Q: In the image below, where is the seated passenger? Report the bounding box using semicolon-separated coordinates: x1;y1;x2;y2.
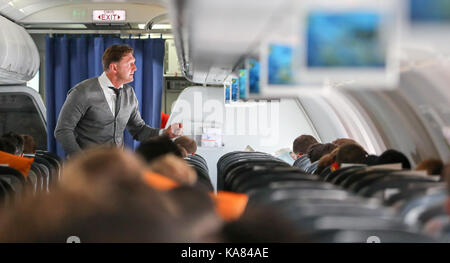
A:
0;137;35;177
0;138;16;155
136;136;197;185
307;143;337;163
1;132;24;156
292;135;318;159
375;149;411;169
60;146;147;197
332;138;360;147
136;135;183;163
0;174;189;242
316;152;337;175
174;136;197;155
365;154;379;166
168;186;223;242
21;134;36;154
335;143;368;166
147;154;197;186
177;145;188;158
416;159;444;176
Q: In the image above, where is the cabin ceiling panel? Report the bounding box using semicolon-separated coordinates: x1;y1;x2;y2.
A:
0;0;167;22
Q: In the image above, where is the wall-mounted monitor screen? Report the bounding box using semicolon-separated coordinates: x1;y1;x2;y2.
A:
224;84;231;104
297;0;399;88
239;69;248;99
247;58;260;94
307;12;386;68
231;78;239;101
268;43;296;85
410;0;450;23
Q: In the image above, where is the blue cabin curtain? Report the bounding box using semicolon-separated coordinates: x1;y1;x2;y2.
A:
45;35;165;157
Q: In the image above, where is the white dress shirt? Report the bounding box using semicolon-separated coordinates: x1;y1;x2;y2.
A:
97;72;164;135
98;72;122;116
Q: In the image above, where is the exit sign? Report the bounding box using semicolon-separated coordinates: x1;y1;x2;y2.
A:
93;10;126;22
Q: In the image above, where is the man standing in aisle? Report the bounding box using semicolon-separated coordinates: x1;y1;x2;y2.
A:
55;44;182;156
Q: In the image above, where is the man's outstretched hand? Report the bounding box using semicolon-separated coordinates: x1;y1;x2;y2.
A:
164;123;183;138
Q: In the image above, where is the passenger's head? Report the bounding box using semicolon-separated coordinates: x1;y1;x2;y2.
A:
376;149;411;169
174;136;197;155
332;138;359;147
167;186;223;242
21;134;36;154
1;132;24;155
0;180;183;242
60;146;146;197
365;154;379;166
177;145;188;158
148;154;197;186
0;138;16;155
307;143;338;163
416;159;444;176
293;135;318;156
335;144;368;165
136;135;182;163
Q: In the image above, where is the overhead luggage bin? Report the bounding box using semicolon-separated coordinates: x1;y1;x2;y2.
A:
0;15;39;85
167;0;291;84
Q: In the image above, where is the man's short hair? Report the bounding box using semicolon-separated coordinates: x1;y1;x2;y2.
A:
136;136;182;163
174;136;197;155
332;138;359;147
336;143;368;165
293;135;318;155
376;149;411;169
102;44;134;71
307;143;338;163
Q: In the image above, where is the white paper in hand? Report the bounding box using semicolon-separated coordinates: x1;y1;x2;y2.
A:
172;123;183;136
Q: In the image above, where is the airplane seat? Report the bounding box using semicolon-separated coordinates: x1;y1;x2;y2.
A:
33;157;54;190
230;168;317;194
358;175;439;198
217;151;286;191
184;156;214;192
0;166;26;205
0;178;13;206
338;169;398;188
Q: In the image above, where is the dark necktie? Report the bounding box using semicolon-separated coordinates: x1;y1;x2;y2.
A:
108;86;121;116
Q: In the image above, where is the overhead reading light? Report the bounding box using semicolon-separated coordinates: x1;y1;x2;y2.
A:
138;24;146;29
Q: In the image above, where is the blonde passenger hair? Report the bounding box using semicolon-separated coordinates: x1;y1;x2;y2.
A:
60;146;147;198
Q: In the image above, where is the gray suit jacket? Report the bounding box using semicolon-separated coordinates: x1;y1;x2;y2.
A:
54;77;160;155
